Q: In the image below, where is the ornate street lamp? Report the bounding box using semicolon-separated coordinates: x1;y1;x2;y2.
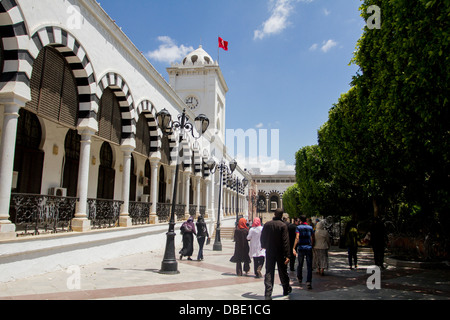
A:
157;108;209;274
206;159;236;251
229;176;248;225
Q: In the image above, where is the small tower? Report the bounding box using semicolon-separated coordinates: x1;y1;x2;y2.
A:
167;46;229;144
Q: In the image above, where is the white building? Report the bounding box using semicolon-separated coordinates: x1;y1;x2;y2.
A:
0;0;250;240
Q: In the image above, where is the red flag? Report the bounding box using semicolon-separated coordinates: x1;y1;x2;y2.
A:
218;37;229;51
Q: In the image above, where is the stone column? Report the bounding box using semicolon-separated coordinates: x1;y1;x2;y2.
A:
72;128;96;232
119;146;133;227
184;169;191;219
149;159;160;224
0;103;21;239
195;175;201;218
205;177;211;219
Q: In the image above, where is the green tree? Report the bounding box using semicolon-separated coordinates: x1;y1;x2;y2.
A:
283;184;301;219
352;0;449;227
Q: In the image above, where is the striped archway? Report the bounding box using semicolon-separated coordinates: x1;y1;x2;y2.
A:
0;0;32;99
97;72;135;144
29;26;97;129
135;100;160;157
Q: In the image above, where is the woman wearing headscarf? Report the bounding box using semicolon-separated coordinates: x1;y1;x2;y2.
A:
230;218;251;276
179;216;196;261
247;217;265;278
313;221;331;276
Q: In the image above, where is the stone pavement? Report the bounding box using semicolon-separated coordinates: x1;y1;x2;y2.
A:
0;234;449;303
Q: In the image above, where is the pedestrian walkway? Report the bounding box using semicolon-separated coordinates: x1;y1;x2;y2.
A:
0;234;449;302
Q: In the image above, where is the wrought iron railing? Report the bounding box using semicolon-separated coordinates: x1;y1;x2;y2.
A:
9;193;77;236
87;198;123;229
199;206;206;217
175;204;186;221
189;205;197;217
129;201;152;225
156;203;171;223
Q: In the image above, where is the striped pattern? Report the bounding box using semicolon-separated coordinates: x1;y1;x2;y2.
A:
29;26;97;126
0;3;196;164
136;100;160;155
0;0;32;96
97;72;135;142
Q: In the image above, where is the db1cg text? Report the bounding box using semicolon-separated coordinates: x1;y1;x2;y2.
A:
224;305;271;315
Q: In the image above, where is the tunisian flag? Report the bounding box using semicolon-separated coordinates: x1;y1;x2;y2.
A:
218;37;229;51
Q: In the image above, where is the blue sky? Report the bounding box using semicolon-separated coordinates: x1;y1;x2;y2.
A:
99;0;366;171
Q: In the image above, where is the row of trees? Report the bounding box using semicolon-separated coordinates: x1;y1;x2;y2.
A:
284;0;449;240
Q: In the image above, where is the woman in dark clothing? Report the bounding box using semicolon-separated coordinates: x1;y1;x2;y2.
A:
230;218;251;276
179;216;196;260
196;216;210;261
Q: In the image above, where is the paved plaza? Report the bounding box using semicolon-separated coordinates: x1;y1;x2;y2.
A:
0;232;449;303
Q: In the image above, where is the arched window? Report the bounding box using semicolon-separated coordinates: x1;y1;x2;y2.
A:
158;166;166;204
161;135;171;165
97;88;122;145
14;109;44;194
97;142;115;199
135;113;151;157
143;160;151;196
63;129;81;197
129;155;136;201
26;46;78;127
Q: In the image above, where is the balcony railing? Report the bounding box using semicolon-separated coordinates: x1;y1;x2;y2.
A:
199;206;206;217
129;201;152;225
8;194;205;237
9;193;77;236
87;198;123;229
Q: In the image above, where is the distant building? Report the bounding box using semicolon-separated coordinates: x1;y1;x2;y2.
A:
248;169;296;222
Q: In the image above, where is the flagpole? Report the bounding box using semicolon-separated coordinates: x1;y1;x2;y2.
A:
218;36;220;65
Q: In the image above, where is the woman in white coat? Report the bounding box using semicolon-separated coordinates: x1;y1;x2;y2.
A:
247;217;265;278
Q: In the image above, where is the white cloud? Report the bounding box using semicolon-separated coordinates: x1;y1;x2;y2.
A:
309;43;318;51
255;123;264;128
146;36;194;63
254;0;296;40
321;39;337;53
323;8;331;16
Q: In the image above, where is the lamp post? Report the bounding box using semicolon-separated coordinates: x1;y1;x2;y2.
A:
229;176;248;225
206;159;236;251
157;108;209;274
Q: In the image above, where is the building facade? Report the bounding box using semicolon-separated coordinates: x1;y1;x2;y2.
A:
0;0;249;240
248;169;296;222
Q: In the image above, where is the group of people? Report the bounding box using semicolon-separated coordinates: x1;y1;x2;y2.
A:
179;216;210;261
229;209;333;300
179;210;386;301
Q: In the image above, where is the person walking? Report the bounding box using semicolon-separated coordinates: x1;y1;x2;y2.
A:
369;216;387;269
247;217;265;278
261;209;292;300
196;216;210;261
179;216;196;261
345;219;359;270
313;221;331;276
230;218;251;276
287;218;299;271
293;215;314;289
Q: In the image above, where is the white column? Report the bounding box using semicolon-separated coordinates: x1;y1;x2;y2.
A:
149;159;160;224
72;128;95;232
184;169;191;219
119;146;133;227
195;175;201;218
205;177;211;219
0;103;20;239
